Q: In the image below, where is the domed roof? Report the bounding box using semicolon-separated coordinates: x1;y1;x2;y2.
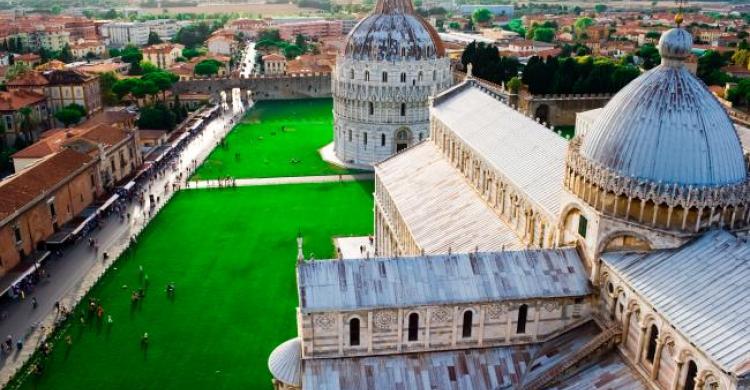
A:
344;0;445;61
580;27;747;187
268;338;301;386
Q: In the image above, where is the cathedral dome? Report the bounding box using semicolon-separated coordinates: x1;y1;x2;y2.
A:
343;0;445;61
580;27;746;187
268;338;301;387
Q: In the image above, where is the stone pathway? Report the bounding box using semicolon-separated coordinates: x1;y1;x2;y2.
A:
186;173;374;189
0;107;243;387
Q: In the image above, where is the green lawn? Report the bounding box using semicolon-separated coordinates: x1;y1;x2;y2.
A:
192;99;362;180
12;181;374;390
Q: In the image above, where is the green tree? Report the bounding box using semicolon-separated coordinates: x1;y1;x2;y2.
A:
732;49;750;68
594;4;607;13
698;50;729;85
636;44;661;70
131;79;159;102
283;44;303;59
472;8;493;25
182;47;203;59
194;60;221;76
147;31;163;45
5;63;31;81
142;70;179;100
140;60;159;74
54;108;83;128
59;44;74;63
137;103;176;130
99;71;120;106
51;5;62;15
533;27;555;42
66;103;87;117
120;46;143;64
507;76;521;94
448;21;460;30
574;17;593;34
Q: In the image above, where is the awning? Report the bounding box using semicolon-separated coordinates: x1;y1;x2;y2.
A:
171;132;189;147
0;251;50;296
122;181;135;191
71;209;98;236
46;227;74;245
98;194;120;213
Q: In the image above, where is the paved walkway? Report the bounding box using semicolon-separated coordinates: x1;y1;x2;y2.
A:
186;173;374;189
0;106;243;386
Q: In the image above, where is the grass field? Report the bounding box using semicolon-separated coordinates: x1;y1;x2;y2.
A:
192;99;361;180
12;181;374;390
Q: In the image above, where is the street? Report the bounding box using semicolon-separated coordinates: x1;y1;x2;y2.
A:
0;104;246;385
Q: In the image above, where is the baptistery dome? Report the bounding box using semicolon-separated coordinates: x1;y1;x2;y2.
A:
332;0;451;166
579;27;746;187
344;0;445;61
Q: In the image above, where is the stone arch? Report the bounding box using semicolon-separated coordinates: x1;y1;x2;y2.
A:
699;370;721;390
394;127;412;153
461;307;477;338
347;314;364;347
559;203;587;245
598;230;653;254
535;104;550;124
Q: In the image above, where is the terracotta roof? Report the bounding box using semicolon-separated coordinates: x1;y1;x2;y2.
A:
13;53;40;62
0;90;46;111
142;43;183;54
262;53;286;61
6;71;49;87
13;121;130;159
0;149;94;220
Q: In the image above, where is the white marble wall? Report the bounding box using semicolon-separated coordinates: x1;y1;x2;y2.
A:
299;297;590;359
332;56;451;165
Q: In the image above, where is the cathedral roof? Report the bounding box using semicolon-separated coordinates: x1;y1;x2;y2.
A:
580;27;747;187
343;0;444;61
376;142;524;254
268;338;301;386
297;248;589;313
602;230;750;376
431;80;568;218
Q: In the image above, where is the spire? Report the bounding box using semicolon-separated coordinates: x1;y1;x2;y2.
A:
373;0;415;14
296;229;304;263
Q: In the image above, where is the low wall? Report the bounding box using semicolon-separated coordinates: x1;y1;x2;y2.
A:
171;73;332;101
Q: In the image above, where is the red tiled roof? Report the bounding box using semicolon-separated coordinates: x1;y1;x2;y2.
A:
0;90;45;111
6;71;49;87
0;149;94;220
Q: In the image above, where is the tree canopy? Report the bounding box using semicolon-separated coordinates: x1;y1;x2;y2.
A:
54;107;84;128
147;31;163;45
460;41;520;85
472;8;493;25
522;55;641;95
195;59;223;76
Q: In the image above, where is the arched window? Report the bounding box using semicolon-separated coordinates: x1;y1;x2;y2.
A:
683;360;698;390
400;72;406;83
516;304;528;334
407;313;419;341
365;71;370;81
368;102;374;115
400;103;406;116
382;71;388;82
462;310;473;338
349;318;360;346
381;133;386;146
350;68;354;79
645;324;659;362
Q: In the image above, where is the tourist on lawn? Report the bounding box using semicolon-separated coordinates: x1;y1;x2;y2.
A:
141;332;149;347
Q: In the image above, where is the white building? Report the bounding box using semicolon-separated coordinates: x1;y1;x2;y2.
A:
142;43;184;69
271;22;750;390
100;22;149;47
458;4;514;17
332;0;451;166
143;19;184;41
262;54;286;75
206;31;237;56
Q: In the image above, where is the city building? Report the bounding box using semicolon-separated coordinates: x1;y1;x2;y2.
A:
143;19;184;41
0;149;101;276
28;25;71;52
13;53;41;67
69;39;107;59
43;69;102;118
207;30;238;56
271;22;750;390
227;18;269;39
332;0;452;165
277;20;343;41
100;22;149;47
142;43;184;69
262;54;287;75
0;89;49;144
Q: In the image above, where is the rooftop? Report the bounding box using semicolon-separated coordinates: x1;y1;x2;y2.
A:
376;141;523;254
0;90;46;111
297;247;588;313
431;80;568;218
602;230;750;376
0;149;94;221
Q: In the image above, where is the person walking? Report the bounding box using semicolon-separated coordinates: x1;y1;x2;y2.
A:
31;297;37;309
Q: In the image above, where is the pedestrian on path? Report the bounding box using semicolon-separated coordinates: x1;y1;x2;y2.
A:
31;297;37;309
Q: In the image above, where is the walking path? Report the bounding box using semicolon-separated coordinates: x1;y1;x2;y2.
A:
0;105;243;387
186;173;374;189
